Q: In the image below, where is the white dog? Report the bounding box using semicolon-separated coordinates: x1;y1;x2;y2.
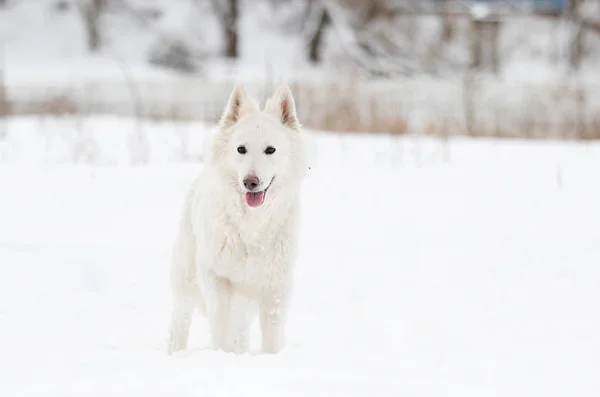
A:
167;83;310;355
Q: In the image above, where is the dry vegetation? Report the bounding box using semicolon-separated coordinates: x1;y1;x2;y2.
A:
288;79;409;135
2;76;600;140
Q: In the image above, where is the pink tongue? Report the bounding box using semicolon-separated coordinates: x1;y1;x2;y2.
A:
245;191;265;207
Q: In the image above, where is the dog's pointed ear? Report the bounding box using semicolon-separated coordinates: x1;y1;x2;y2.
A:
265;85;300;130
219;82;258;129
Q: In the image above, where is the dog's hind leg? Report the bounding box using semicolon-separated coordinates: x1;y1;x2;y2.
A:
167;200;199;354
167;294;195;354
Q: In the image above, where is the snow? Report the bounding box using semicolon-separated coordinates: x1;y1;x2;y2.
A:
1;116;599;396
470;4;491;20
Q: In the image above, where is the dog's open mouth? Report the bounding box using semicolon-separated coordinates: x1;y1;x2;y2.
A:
246;190;266;208
245;178;274;208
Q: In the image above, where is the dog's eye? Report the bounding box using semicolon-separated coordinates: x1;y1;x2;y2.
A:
264;146;276;155
237;146;247;154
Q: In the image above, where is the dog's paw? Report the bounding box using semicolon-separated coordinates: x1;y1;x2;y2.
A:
167;329;188;355
167;339;185;355
261;336;285;354
219;331;249;355
261;345;284;354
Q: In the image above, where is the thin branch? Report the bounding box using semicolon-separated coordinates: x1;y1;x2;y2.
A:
0;43;7;140
323;0;418;76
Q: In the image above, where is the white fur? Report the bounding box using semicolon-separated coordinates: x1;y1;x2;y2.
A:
167;83;310;355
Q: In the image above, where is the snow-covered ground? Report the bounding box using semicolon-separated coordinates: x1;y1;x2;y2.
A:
0;116;599;396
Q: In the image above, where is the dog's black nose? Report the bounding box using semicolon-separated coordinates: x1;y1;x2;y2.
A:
243;175;260;191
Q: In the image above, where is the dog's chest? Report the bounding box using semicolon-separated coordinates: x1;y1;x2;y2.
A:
211;225;293;291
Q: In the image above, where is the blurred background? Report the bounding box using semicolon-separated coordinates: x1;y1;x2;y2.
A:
2;0;600;158
1;3;600;395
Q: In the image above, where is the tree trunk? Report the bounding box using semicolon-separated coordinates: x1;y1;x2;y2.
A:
570;23;584;70
308;8;331;63
0;61;6;139
567;0;584;70
86;11;100;51
224;0;238;58
442;18;453;42
470;19;483;71
79;0;104;52
440;0;454;42
490;21;500;75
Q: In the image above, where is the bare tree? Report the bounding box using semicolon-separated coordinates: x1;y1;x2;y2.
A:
0;39;9;141
304;0;331;63
1;53;6;140
437;0;454;42
323;0;419;76
261;0;331;63
567;0;584;70
308;8;331;62
77;0;106;52
211;0;239;58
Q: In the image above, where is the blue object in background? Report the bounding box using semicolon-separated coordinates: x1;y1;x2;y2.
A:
533;0;566;12
472;0;566;13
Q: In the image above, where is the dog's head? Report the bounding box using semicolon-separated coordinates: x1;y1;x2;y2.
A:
207;82;309;209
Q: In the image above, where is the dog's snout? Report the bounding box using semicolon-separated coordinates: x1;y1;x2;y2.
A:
243;175;260;191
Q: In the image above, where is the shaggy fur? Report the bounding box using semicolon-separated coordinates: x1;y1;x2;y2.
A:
167;83;310;355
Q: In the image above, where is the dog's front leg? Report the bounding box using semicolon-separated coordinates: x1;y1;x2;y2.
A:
197;270;231;351
259;289;290;354
226;291;256;354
